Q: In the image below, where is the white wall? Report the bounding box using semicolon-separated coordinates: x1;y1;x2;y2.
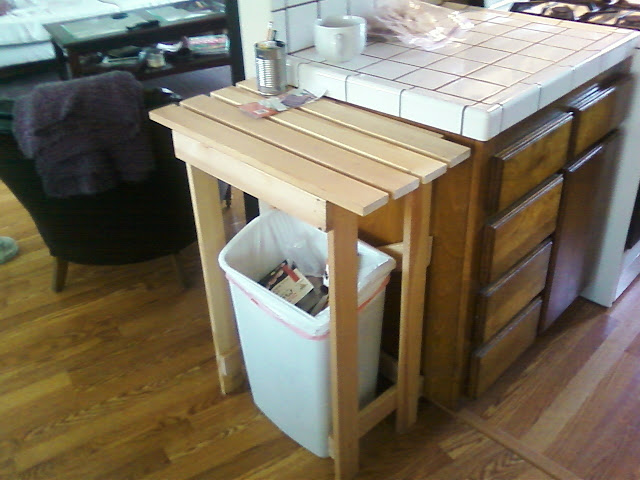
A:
237;0;271;79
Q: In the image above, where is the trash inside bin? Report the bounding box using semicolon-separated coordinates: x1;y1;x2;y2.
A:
218;210;396;457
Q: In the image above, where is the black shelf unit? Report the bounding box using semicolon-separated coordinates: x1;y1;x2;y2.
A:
44;0;245;84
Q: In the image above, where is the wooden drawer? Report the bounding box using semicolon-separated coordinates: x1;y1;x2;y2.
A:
476;239;552;344
540;132;619;332
490;112;572;213
565;76;631;158
469;297;541;397
481;174;563;284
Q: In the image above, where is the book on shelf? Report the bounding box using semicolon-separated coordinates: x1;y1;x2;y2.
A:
186;34;229;55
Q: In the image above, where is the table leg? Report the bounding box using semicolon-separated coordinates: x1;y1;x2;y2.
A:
243;192;260;223
327;204;360;480
51;42;69;80
186;165;245;394
396;183;432;432
65;49;83;79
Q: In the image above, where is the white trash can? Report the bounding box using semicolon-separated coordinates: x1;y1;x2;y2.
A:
218;210;395;457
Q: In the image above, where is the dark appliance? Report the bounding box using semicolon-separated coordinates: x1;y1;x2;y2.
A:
510;0;640;29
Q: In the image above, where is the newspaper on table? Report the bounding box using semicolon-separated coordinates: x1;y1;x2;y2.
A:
239;88;325;119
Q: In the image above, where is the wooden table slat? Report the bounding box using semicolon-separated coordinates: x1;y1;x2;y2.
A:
235;79;471;167
173;132;329;229
180;95;420;200
211;87;448;184
150;105;389;217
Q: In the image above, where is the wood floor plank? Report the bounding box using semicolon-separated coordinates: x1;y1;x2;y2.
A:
13;360;219;472
521;309;640;451
3;177;640;480
463;282;640;480
543;351;640;479
0;372;72;417
467;305;616;436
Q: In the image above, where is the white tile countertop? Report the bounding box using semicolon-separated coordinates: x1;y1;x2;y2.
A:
285;4;640;141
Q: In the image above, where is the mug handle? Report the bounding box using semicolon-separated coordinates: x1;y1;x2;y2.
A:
333;33;345;56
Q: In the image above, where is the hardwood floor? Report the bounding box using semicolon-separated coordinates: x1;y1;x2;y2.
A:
2;174;640;479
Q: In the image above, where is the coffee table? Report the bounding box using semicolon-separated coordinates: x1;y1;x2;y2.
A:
43;0;244;83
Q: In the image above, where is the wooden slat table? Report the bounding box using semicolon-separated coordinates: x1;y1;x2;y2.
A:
150;83;470;480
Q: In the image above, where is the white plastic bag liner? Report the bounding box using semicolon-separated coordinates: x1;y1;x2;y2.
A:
218;209;396;457
219;209;396;337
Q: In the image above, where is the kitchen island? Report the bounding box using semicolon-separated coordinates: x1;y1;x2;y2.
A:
282;4;640;408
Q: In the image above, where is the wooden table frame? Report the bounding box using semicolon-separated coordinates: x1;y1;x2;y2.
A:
150;81;470;479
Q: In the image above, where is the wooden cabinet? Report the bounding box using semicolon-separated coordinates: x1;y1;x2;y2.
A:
360;60;634;408
464;106;572;397
481;175;563;284
539;77;630;331
469;297;541;397
540;138;616;331
488;113;572;213
476;239;552;344
564;77;630;158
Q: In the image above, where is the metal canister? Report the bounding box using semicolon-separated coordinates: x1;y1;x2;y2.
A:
255;40;287;96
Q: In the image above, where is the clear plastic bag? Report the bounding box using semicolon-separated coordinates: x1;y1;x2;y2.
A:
370;0;474;51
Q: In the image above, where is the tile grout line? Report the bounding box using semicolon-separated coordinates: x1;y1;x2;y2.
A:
439;405;585;480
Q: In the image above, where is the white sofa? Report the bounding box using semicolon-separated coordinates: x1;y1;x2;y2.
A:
0;0;182;69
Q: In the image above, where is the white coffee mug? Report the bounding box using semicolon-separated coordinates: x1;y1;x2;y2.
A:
314;15;367;63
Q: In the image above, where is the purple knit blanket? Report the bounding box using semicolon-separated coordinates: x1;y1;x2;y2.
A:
12;71;155;198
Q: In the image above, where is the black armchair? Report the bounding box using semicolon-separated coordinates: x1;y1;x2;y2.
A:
0;80;207;291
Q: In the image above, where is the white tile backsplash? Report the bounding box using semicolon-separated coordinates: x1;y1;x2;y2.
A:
328;54;381;70
558;51;602;88
455;31;494;46
438;77;505;102
271;10;288;51
326;53;380;69
455;45;511;63
357;60;418;80
524;22;567;34
484;15;531;28
502;27;554;43
471;22;517;36
428;57;486;76
349;0;375;17
540;34;595;50
521;64;573;107
363;42;408;59
391;49;446;67
286;55;310;86
401;88;474;135
462;9;505;22
286;2;318;52
479;36;532;54
494;53;553;74
396;68;459;90
318;0;347;18
467;65;529;87
482;82;541;131
298;63;354;101
346;74;405;116
461;103;503;140
277;0;640;140
518;44;573;62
